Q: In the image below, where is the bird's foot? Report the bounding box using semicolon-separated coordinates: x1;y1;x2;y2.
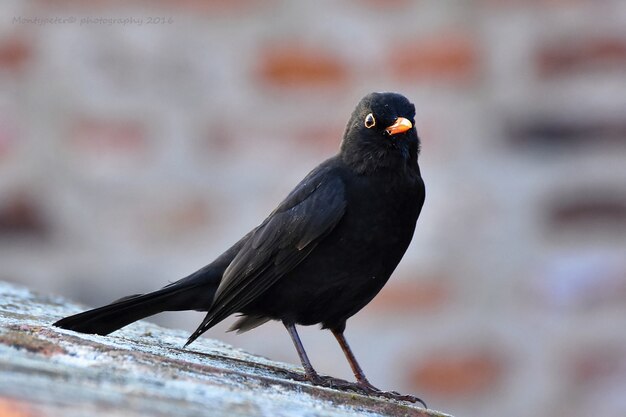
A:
303;374;426;408
306;374;356;390
354;380;427;408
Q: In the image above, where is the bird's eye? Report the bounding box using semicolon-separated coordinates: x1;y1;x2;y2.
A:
364;113;376;129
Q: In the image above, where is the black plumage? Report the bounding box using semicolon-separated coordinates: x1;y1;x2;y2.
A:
54;92;426;406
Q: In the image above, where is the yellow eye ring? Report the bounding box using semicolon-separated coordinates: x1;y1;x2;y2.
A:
364;113;376;128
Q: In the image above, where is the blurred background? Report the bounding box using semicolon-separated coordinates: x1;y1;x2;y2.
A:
1;1;626;417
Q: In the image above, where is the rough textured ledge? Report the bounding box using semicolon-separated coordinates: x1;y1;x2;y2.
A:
0;281;451;417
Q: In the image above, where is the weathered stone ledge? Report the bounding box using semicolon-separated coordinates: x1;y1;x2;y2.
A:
0;281;451;417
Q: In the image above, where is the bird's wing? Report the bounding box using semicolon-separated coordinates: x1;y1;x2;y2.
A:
185;165;347;346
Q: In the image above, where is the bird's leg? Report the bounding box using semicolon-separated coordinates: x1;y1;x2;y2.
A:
283;322;352;388
330;327;376;388
331;328;427;408
284;321;323;383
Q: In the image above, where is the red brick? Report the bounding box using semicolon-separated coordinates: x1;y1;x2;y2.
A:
570;345;626;387
70;119;146;154
506;115;626;149
389;33;479;84
257;46;348;89
537;36;626;77
409;350;504;397
151;198;212;237
0;193;48;237
547;193;626;233
368;279;449;313
0;37;31;73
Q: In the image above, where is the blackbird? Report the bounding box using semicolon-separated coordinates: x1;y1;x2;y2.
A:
54;92;426;406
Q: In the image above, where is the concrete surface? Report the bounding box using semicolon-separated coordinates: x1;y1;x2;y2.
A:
0;281;450;417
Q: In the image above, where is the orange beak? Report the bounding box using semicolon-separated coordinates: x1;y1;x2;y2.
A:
385;117;413;135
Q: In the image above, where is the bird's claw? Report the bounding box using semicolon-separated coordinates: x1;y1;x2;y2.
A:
304;375;427;408
353;381;427;408
369;389;427;408
307;374;355;390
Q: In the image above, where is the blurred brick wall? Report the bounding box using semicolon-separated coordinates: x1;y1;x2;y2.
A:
1;2;626;417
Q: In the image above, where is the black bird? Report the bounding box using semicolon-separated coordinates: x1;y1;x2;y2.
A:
54;92;426;406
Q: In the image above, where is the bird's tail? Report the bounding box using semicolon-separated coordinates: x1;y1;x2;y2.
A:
53;270;220;336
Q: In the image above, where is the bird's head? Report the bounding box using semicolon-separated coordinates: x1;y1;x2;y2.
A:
340;92;420;174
